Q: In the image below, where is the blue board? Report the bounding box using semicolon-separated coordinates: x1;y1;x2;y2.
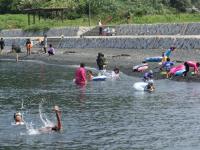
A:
144;57;162;62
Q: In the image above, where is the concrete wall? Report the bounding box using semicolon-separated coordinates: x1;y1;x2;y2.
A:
0;27;91;37
116;23;200;35
4;36;200;50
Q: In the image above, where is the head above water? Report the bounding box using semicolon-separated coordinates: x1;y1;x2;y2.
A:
114;67;120;74
14;112;23;122
149;70;153;74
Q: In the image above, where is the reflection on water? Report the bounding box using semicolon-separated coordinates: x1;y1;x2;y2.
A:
1;59;200;149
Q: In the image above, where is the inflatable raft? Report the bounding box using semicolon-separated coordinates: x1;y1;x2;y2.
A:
133;63;148;72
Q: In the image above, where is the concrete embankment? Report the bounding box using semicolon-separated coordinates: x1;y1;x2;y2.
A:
1;23;200;49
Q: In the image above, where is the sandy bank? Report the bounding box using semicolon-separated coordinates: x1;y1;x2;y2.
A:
1;47;200;82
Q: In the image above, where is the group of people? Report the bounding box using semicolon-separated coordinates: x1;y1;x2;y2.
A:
159;46;199;77
25;35;55;56
141;46;200;92
74;53;120;86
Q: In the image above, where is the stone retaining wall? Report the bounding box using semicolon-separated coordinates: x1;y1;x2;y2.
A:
0;27;91;37
116;23;200;35
4;36;200;50
1;23;200;37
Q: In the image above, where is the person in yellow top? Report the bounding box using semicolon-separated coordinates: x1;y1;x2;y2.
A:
161;52;167;64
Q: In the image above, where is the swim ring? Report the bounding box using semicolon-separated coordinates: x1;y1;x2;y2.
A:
133;82;148;91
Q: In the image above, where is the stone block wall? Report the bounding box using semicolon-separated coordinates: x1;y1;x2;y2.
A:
115;23;200;35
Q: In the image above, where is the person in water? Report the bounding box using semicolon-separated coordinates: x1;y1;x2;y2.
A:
87;70;94;81
145;82;155;92
75;63;87;85
183;61;200;76
143;70;153;82
14;112;24;125
96;53;107;70
112;67;120;79
160;58;174;78
39;105;62;132
164;46;176;58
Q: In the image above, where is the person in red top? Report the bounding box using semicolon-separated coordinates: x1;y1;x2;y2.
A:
184;61;200;76
75;63;87;85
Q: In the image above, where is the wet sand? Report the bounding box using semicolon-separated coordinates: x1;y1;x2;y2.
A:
1;47;200;82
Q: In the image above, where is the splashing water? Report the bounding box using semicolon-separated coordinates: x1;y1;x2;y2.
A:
25;101;54;135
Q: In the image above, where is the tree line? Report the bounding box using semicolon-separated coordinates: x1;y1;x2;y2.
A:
0;0;199;19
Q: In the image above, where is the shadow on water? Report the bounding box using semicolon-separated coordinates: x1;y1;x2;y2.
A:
1;59;200;149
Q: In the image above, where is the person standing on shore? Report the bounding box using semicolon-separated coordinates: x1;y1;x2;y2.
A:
98;20;103;36
75;63;87;86
26;39;32;55
43;34;48;53
0;38;5;54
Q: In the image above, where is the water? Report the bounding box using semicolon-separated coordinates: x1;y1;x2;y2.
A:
1;59;200;149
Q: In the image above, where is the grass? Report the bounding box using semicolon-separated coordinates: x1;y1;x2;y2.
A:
0;13;200;31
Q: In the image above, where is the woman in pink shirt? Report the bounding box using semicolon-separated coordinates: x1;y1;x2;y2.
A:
75;63;87;85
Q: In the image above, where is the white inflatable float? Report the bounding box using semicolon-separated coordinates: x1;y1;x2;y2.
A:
133;82;148;91
133;80;154;91
92;75;107;81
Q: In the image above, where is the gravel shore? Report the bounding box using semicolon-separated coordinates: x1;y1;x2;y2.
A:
1;47;200;82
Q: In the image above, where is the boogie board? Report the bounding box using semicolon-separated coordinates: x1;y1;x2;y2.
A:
144;57;162;62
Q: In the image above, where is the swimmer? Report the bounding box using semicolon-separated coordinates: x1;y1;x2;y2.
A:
38;105;62;132
87;70;94;81
14;112;24;125
145;82;155;92
112;67;120;79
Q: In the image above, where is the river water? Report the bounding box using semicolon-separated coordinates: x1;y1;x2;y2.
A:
1;59;200;150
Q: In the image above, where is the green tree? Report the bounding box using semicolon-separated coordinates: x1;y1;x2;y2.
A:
170;0;191;12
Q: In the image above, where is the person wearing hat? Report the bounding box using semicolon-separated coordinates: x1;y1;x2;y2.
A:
14;112;24;125
143;70;153;82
